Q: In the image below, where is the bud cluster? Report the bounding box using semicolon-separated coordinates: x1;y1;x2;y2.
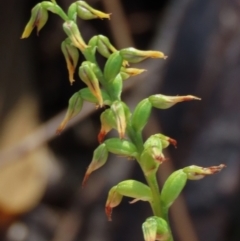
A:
22;2;226;241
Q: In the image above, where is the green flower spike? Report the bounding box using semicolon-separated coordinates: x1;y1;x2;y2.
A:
120;47;167;63
61;38;79;85
183;164;226;180
82;144;108;186
105;180;152;221
98;109;117;143
111;101;126;139
56;91;83;134
104;138;138;159
142;217;170;241
76;1;111;20
21;3;48;38
131;98;152;132
63;20;87;51
148;94;201;109
79;61;103;107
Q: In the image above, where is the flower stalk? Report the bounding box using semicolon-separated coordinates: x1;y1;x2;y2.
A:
22;2;226;241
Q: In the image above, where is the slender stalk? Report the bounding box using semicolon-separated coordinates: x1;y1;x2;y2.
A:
144;172;162;217
127;125;163;217
126;126;144;153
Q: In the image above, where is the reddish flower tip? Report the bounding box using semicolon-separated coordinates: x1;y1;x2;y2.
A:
209;164;226;173
105;206;112;221
98;130;106;143
82;173;90;188
168;138;177;148
56;126;64;135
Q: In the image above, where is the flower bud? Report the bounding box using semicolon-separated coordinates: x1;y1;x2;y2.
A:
153;133;177;149
21;3;48;38
161;170;187;209
79;87;111;106
63;20;87;51
105;186;122;221
142;216;170;241
79;61;103;107
148;94;201;109
120;47;167;63
104;51;123;83
120;67;146;81
111;101;126;139
98;109;117;143
96;35;117;58
61;38;79;85
82;144;108;186
76;1;111;20
183;164;226;180
140;136;165;176
105;180;152;221
56;91;83;134
131;99;152;132
104;138;138;158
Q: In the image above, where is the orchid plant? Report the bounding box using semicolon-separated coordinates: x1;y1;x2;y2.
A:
21;1;225;240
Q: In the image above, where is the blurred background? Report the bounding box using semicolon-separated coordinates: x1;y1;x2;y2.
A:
0;0;240;240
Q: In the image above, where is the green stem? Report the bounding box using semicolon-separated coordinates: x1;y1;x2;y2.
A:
126;126;163;217
126;125;144;153
144;172;162;217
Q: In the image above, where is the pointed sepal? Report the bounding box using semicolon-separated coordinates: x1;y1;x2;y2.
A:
82;144;108;186
104;138;138;158
21;3;48;38
61;38;79;85
120;67;146;81
63;20;87;51
148;94;201;109
79;61;103;107
76;1;111;20
98;109;117;143
105;180;152;221
120;48;167;63
56;91;83;134
183;164;226;180
111;101;126;139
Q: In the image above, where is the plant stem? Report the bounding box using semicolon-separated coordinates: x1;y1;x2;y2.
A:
144;172;162;217
126;126;144;153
